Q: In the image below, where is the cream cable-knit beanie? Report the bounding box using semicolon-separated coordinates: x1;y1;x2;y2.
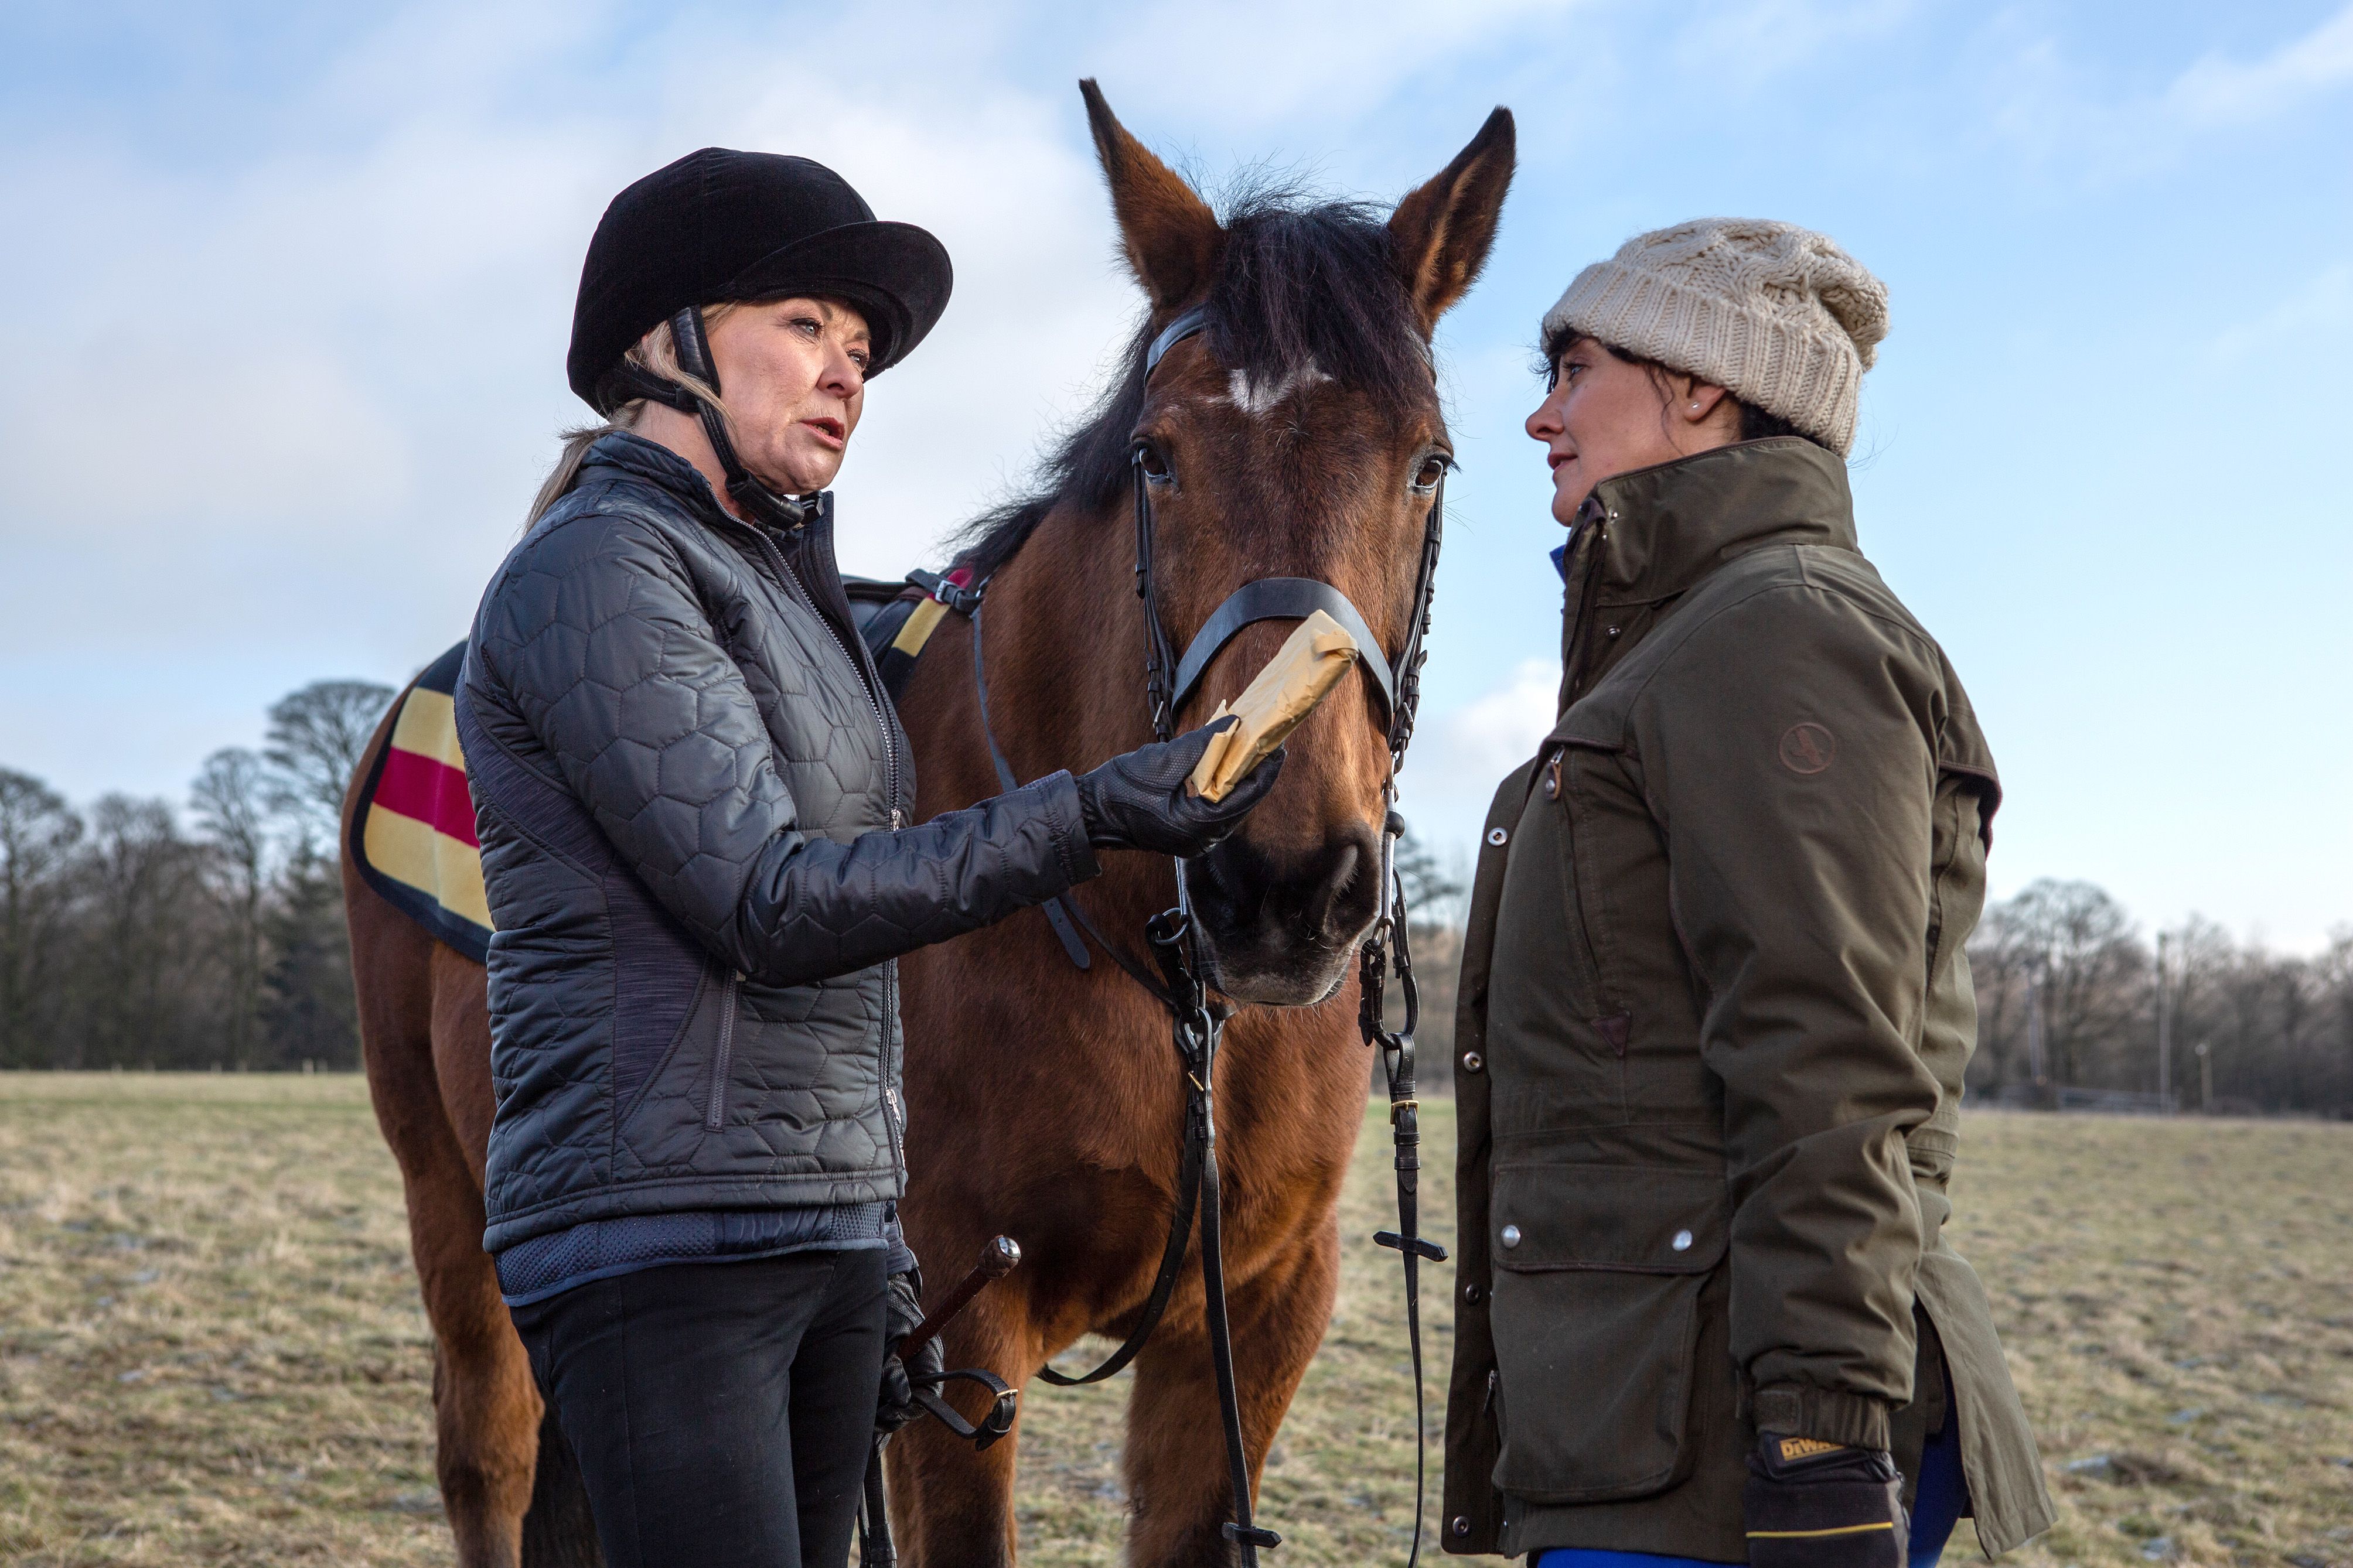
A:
1542;218;1889;456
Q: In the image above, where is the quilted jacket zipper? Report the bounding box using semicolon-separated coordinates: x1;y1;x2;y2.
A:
704;968;743;1132
779;551;906;830
881;962;905;1170
735;517;905;832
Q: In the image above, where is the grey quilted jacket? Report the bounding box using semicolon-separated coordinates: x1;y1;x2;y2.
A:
458;433;1098;1253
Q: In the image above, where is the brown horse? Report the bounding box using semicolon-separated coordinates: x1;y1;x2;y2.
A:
345;83;1510;1568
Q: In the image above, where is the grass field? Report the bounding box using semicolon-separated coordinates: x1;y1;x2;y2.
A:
2;1074;2349;1566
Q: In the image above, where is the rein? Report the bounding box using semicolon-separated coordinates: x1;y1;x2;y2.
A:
939;301;1450;1565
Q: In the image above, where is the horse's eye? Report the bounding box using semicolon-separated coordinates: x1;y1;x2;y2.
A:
1136;445;1172;483
1411;455;1447;493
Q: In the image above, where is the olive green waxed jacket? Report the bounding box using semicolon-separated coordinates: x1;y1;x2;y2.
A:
1440;440;2054;1562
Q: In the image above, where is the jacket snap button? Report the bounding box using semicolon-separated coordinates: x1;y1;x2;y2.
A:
1486;826;1508;846
1464;1282;1483;1304
1671;1229;1694;1252
1451;1516;1472;1538
1460;1051;1484;1074
1500;1224;1522;1248
1607;625;1621;638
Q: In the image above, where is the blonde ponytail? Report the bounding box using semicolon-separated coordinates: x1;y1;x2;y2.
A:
524;304;743;528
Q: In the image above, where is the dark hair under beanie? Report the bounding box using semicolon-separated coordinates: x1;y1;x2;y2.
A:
567;148;952;414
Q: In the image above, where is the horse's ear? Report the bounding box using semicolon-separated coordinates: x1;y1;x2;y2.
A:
1080;78;1223;310
1389;107;1516;334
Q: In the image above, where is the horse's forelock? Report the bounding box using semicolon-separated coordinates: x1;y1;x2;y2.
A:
952;192;1431;583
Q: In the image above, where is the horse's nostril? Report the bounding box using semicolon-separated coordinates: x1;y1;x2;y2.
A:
1302;841;1362;936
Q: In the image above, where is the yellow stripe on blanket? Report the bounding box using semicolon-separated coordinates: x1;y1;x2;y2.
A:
363;805;494;931
390;686;468;771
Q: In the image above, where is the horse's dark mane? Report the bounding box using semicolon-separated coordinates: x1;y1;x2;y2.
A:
952;187;1428;583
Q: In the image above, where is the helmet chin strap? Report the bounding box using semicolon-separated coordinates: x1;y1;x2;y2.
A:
665;305;821;532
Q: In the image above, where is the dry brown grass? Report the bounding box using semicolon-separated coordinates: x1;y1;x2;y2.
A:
2;1076;2348;1566
1945;1112;2353;1568
0;1072;443;1565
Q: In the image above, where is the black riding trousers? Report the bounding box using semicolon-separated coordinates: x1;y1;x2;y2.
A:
512;1248;887;1568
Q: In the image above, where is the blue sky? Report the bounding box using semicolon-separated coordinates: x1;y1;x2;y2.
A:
2;0;2347;948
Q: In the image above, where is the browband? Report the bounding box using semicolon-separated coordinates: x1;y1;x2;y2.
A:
1144;304;1212;378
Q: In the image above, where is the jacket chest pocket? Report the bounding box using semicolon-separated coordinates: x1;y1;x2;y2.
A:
1489;773;1626;1128
1534;746;1619;1016
1487;1160;1727;1504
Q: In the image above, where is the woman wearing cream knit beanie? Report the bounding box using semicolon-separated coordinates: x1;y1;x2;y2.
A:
1542;216;1889;458
1444;218;2054;1568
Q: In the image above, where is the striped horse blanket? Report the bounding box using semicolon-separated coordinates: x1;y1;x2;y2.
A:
347;642;493;963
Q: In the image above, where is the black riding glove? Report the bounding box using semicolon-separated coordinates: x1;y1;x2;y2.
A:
876;1266;942;1436
1075;717;1284;858
1744;1434;1908;1568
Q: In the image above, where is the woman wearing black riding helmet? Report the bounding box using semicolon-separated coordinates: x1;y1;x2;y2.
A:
456;148;1282;1568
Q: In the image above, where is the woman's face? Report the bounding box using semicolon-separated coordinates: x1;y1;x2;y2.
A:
705;297;870;493
1525;337;1732;522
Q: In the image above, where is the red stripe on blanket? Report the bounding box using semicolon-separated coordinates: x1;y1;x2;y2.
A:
374;745;480;849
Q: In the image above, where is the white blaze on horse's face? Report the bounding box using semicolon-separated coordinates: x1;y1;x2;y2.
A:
1225;365;1332;418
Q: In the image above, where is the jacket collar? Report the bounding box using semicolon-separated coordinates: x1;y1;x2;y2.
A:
581;430;738;521
1579;437;1857;606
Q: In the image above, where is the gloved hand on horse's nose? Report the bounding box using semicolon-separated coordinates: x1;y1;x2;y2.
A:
1076;716;1284;858
876;1266;942;1436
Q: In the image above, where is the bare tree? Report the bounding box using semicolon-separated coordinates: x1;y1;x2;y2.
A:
69;795;216;1069
192;747;278;1069
264;679;394;842
1965;899;2035;1092
1994;880;2146;1089
1389;826;1468;1086
0;770;83;1067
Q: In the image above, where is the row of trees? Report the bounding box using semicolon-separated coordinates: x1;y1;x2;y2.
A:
1968;879;2352;1115
0;680;395;1071
1394;852;2348;1117
5;685;2348;1116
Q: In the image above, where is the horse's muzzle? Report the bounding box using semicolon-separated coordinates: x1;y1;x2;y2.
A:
1184;818;1383;1005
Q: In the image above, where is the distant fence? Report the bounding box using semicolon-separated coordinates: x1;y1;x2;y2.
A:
1989;1083;2181;1115
2053;1085;2180;1115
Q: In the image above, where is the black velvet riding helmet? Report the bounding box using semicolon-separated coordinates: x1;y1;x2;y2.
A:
567;148;953;416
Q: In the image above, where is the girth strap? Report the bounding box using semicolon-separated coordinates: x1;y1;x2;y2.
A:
1169;576;1397;723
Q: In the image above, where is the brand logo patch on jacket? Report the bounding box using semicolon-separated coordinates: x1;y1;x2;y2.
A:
1778;722;1837;775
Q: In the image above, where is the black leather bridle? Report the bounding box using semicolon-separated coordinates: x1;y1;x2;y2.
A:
945;301;1451;1567
1131;305;1438;754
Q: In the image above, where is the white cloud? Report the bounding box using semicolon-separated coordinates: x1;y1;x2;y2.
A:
1668;0;1918;91
0;0;1573;807
1979;4;2353;180
2209;262;2353;360
1396;656;1557;855
2166;2;2353;125
0;4;1143;675
1086;0;1580;129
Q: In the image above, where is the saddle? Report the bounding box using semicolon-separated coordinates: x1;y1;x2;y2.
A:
347;641;495;964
